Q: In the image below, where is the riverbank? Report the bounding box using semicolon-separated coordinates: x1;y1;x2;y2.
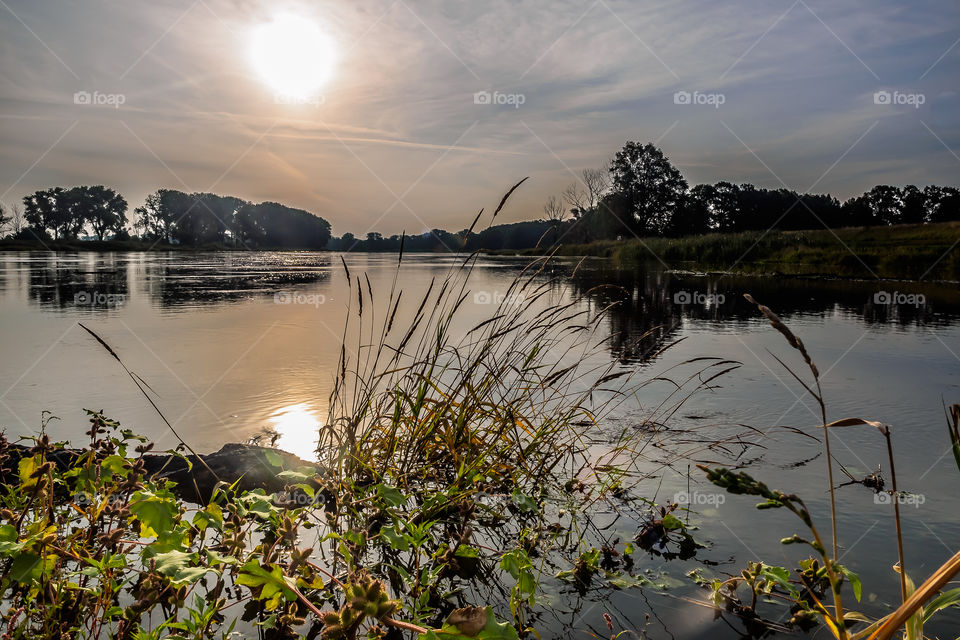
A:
511;221;960;281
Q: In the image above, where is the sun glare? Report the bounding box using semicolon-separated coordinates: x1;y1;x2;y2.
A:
269;402;320;461
250;14;336;98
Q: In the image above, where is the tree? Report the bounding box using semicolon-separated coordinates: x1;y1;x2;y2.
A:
581;168;609;212
862;185;903;225
10;204;25;236
609;142;688;234
235;201;331;249
23;188;73;239
926;186;960;223
68;185;127;240
900;185;926;224
544;195;567;223
667;185;711;236
562;184;587;218
0;203;9;237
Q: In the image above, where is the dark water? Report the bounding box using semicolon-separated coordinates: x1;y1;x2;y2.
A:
1;250;958;638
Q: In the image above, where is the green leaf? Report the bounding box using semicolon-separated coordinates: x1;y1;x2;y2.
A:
510;488;538;513
101;455;130;479
18;455;41;488
129;490;179;538
192;503;223;532
153;550;196;577
263;450;284;468
236;560;296;610
605;571;651;590
9;552;44;584
377;484;406;508
839;565;862;602
922;587;960;623
661;514;684;531
454;545;480;559
380;526;410;551
0;524;23;554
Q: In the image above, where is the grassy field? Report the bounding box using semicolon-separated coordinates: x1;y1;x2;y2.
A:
523;222;960;281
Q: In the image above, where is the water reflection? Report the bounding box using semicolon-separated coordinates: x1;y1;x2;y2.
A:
268;402;321;461
24;254;129;310
5;252;331;311
570;262;960;363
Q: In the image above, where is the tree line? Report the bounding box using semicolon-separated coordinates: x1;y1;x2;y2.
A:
2;187;331;249
329;141;960;252
549;142;960;244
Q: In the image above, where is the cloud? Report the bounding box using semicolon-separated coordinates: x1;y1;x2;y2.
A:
0;0;958;234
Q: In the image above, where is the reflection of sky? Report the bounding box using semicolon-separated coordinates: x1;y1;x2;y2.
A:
1;1;958;236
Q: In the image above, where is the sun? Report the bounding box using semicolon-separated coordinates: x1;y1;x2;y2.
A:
250;14;336;99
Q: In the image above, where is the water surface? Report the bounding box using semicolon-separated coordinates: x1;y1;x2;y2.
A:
1;250;958;638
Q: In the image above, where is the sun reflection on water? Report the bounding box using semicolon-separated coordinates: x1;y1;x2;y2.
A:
269;402;321;462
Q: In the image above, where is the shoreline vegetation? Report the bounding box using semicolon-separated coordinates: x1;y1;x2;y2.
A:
4;220;959;283
2;141;958;282
510;221;960;282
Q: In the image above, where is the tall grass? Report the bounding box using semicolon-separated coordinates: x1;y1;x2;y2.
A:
526;222;960;280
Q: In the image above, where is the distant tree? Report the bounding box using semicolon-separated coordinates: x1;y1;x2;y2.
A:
135;189;184;242
862;185;903;225
609;142;688;234
236;201;330;249
562;184;587;218
667;186;711;236
544;195;567;223
900;185;927;224
68;185;127;240
9;204;24;236
581;168;609;212
23;188;73;239
0;203;9;236
926;185;960;223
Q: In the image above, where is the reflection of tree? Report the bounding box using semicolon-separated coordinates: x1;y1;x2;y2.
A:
25;255;128;309
20;253;332;311
572;264;958;363
140;253;331;308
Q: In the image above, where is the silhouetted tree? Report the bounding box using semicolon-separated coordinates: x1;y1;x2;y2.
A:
68;185;127;240
23;188;74;239
544;194;566;222
610;142;688;234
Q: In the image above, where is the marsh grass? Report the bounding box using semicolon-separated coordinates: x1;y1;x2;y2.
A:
520;222;960;280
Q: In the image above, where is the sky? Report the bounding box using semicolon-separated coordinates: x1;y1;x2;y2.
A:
0;0;958;237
